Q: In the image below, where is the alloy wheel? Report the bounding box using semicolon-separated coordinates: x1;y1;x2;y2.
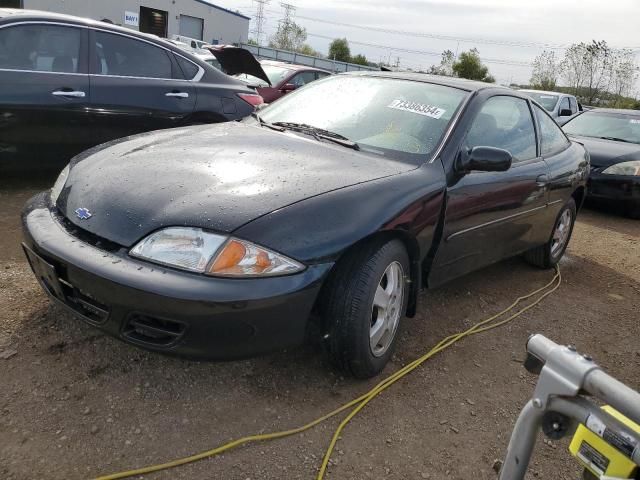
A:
370;261;405;357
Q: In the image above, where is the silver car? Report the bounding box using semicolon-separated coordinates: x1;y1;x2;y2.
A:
519;89;582;120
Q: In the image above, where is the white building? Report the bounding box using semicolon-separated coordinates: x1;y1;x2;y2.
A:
2;0;250;45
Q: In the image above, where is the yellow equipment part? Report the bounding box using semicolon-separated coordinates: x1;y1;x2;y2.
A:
570;406;640;479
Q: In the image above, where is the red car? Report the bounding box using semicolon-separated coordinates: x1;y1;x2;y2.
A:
235;61;332;103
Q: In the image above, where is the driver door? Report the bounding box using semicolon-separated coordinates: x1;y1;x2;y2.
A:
429;95;550;287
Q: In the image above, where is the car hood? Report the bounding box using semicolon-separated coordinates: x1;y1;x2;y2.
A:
58;122;414;248
205;45;271;86
569;135;640;169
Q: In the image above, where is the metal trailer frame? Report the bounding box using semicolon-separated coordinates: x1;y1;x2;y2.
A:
500;334;640;480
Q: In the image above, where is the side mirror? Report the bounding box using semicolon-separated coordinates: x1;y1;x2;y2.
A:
456;146;513;173
280;83;297;92
559;108;573;117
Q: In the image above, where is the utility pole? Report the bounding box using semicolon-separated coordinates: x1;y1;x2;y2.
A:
276;2;296;51
280;2;296;30
394;56;400;68
250;0;269;45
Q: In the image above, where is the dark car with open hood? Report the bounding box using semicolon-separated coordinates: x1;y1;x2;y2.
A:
0;9;263;173
563;108;640;218
23;72;589;378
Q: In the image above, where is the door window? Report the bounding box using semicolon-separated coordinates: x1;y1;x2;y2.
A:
534;104;570;156
291;71;317;88
93;31;172;79
0;24;81;73
465;96;537;161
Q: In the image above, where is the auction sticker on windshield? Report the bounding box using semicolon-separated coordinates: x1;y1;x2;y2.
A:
387;99;446;119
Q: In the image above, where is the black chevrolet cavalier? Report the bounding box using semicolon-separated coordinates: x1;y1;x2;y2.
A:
23;73;589;378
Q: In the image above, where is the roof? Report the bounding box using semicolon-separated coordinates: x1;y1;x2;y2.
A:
0;9;205;56
191;0;251;20
345;71;511;92
518;89;570;96
0;2;250;22
581;108;640;115
259;60;331;73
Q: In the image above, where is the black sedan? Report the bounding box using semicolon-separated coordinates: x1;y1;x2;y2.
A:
22;73;589;378
563;109;640;218
0;9;263;173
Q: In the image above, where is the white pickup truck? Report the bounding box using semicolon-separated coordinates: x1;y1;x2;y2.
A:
519;89;583;122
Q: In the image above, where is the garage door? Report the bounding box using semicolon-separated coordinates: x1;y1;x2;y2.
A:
179;15;204;41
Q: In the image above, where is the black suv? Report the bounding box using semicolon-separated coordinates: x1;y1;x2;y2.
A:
0;9;263;172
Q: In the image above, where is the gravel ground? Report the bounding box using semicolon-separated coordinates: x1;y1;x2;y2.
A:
1;179;638;480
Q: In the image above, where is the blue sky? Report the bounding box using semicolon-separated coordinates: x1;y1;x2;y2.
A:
212;0;640;88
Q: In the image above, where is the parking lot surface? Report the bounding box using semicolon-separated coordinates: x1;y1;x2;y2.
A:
1;179;638;480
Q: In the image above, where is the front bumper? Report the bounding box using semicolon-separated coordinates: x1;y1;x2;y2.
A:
22;193;332;359
587;171;640;211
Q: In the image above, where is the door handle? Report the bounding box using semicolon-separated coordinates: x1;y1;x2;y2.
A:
536;174;549;187
165;92;189;98
52;90;86;98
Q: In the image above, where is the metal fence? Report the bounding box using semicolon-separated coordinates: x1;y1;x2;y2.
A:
238;43;379;73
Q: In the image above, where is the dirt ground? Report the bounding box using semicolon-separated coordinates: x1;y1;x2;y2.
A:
1;177;638;480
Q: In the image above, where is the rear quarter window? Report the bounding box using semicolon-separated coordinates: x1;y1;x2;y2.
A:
534;104;570;156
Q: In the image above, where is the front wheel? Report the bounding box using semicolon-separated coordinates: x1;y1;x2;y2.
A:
524;198;577;269
323;239;410;379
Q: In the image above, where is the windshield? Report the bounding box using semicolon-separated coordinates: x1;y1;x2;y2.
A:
258;75;469;163
522;92;559;112
235;64;291;87
563;111;640;144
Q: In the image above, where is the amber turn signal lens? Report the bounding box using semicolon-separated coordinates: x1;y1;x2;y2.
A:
209;240;246;272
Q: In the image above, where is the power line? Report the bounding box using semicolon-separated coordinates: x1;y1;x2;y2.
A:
306;32;533;67
298;15;569;50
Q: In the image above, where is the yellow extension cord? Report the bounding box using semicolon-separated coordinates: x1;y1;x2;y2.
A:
94;266;562;480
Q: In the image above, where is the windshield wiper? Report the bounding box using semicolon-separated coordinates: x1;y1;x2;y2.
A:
598;136;634;143
251;112;285;132
271;122;360;150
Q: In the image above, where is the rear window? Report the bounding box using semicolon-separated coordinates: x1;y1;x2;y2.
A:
522;92;559;112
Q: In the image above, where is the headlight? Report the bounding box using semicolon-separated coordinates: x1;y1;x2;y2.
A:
130;227;304;277
130;227;227;272
602;160;640;176
50;164;70;205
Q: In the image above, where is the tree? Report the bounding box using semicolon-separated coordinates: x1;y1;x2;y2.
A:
530;50;562;90
269;21;307;52
328;38;350;62
428;50;455;76
452;48;494;83
351;53;368;66
297;44;321;57
609;49;638;106
247;38;259;46
561;40;613;104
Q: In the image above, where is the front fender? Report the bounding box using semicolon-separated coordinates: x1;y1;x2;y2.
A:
233;162;447;266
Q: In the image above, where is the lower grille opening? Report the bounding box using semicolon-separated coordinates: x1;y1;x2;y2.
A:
123;314;186;347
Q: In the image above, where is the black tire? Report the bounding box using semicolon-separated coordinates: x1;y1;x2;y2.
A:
524;198;577;269
322;239;410;379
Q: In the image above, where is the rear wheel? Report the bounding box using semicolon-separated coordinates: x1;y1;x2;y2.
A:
323;239;409;379
524;198;576;268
